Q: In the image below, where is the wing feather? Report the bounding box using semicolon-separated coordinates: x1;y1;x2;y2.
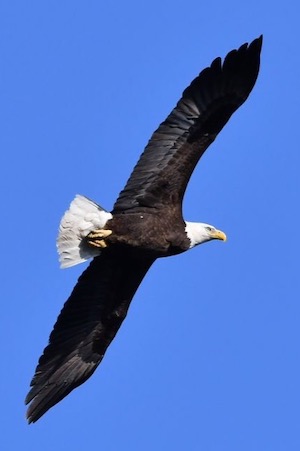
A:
113;36;262;212
25;249;154;423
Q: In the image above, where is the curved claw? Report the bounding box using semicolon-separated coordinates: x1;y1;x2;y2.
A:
86;229;112;248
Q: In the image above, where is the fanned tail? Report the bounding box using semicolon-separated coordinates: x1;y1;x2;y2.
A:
57;195;112;268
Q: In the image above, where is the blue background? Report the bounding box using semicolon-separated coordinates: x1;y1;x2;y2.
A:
1;1;299;450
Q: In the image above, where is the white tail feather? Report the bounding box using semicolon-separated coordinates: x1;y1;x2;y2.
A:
57;195;112;268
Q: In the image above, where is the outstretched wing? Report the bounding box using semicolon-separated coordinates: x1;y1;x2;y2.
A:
25;249;154;423
113;36;262;213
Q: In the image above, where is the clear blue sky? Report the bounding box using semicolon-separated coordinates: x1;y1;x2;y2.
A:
1;1;299;450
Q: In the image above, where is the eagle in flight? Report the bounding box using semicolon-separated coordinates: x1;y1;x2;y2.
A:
26;36;262;423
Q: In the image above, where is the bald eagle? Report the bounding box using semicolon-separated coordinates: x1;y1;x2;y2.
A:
25;36;262;423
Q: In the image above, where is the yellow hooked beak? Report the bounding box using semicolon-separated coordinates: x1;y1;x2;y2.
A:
211;229;227;242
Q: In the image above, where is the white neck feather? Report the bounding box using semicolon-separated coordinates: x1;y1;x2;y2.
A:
185;221;217;248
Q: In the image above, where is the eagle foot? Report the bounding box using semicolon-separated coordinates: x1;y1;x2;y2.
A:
86;229;113;248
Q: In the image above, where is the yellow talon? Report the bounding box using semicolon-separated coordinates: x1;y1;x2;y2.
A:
88;229;112;239
86;229;112;248
87;239;107;248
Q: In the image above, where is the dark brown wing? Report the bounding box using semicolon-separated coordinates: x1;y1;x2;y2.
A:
113;36;262;213
25;248;155;423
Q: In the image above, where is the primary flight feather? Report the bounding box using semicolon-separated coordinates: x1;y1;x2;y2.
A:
26;36;262;423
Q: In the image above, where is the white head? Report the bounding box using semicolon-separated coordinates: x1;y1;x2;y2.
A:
185;221;227;249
